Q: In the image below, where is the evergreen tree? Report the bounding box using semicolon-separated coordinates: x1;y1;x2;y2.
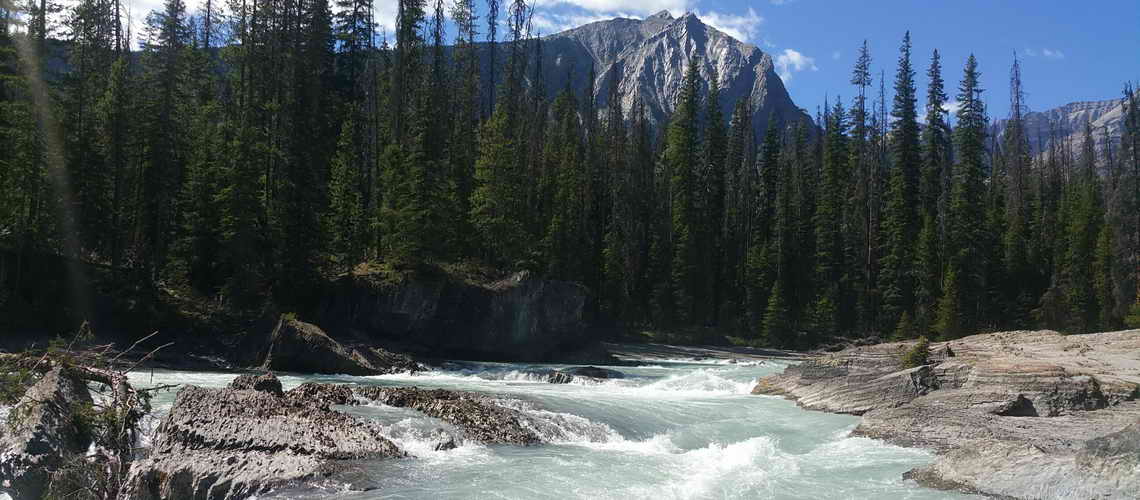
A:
812;98;849;335
139;0;190;283
667;58;702;324
937;55;987;338
703;70;728;324
879;32;920;331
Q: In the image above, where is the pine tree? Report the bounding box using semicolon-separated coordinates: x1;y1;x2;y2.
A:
745;123;781;336
327;117;365;268
722;97;754;325
915;49;950;336
471;106;528;265
812;99;848;336
937;55;986;338
667;58;702;324
703;70;728;324
879;32;920;331
1064;122;1103;332
139;0;190;283
1002;53;1035;322
543;90;588;281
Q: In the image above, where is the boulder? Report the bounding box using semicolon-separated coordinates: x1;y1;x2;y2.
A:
355;386;540;445
546;371;574;384
0;368;93;499
260;316;425;376
433;438;457;451
121;377;402;500
261;316;378;376
561;366;624;380
228;372;284;396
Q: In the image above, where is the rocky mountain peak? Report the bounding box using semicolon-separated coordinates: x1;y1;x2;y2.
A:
537;12;811;137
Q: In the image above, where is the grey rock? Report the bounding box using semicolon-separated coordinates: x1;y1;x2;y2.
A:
561;366;625;380
433;438;457;452
0;368;93;499
228;372;284;396
121;381;402;500
992;94;1135;172
754;329;1140;499
286;382;355;408
260;316;422;376
546;371;574;384
354;386;540;445
541;12;812;139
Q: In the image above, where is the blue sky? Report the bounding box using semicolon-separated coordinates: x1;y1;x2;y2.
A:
135;0;1138;116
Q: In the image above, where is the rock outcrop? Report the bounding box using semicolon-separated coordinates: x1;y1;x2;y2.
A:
753;329;1140;499
0;368;93;499
354;386;541;445
260;316;423;375
320;270;605;363
122;376;403;499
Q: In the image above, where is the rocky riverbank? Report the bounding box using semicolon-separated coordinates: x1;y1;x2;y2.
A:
1;351;566;500
752;329;1140;499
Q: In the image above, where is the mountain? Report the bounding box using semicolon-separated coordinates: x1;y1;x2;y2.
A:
530;11;812;137
992;96;1130;161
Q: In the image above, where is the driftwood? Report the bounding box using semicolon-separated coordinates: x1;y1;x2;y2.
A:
1;328;176;498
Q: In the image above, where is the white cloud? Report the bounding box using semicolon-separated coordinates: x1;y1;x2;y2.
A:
831;50;841;60
943;100;963;115
532;11;638;34
1023;47;1065;60
695;7;763;42
775;48;817;83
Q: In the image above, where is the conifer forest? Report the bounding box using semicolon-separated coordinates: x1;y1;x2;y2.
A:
1;0;1139;348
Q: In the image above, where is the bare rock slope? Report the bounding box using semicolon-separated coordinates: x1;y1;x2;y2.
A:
538;11;812;137
753;329;1140;499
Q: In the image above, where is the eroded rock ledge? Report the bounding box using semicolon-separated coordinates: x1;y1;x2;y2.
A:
753;329;1140;499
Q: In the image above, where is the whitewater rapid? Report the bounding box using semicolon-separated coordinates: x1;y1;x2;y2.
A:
121;357;974;499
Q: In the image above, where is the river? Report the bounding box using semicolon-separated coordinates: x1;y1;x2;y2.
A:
121;356;977;499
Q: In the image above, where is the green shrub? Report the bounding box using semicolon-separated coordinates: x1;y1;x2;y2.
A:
1125;303;1140;329
900;336;931;369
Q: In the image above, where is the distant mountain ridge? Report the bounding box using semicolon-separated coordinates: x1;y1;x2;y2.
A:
532;11;812;137
993;96;1131;161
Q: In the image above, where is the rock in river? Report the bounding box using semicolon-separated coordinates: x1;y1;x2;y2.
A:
355;386;541;445
260;316;423;376
122;374;402;500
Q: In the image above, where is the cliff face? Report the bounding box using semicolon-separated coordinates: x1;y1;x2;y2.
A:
531;11;811;136
992;96;1130;163
753;330;1140;499
318;270;593;362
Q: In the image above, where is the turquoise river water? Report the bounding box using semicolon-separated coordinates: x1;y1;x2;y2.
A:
113;357;978;500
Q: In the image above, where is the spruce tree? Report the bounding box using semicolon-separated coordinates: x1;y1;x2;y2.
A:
879;32;920;332
813;98;848;336
667;58;702;324
937;55;986;338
